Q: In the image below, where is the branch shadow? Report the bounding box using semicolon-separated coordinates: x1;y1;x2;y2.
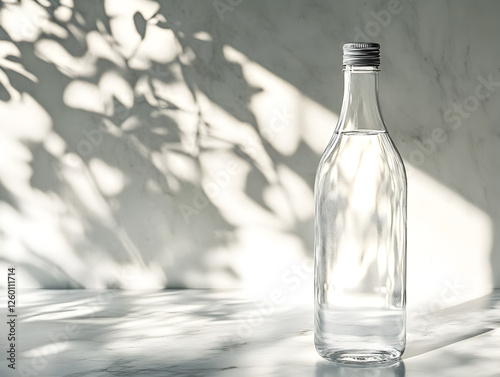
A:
0;0;321;289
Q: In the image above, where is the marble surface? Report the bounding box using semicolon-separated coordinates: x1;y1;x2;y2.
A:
3;289;499;377
0;0;500;301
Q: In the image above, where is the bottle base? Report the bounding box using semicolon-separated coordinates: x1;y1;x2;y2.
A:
317;348;402;364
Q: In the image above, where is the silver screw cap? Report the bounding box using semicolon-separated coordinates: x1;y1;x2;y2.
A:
343;42;380;66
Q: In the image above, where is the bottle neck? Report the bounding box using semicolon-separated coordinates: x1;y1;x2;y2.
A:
337;66;386;133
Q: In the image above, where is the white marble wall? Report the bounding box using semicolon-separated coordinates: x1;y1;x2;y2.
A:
0;0;499;308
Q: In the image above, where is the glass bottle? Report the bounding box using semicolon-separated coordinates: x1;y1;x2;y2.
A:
314;43;407;364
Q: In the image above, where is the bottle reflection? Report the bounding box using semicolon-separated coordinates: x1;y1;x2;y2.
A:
315;359;405;377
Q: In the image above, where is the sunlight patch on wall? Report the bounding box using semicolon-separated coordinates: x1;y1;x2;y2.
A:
104;0;160;19
0;1;51;42
193;31;213;42
35;39;96;77
129;23;181;68
89;158;127;197
113;263;166;289
276;164;314;221
86;31;126;69
406;164;493;311
223;45;338;157
34;31;126;78
100;70;135;111
63;80;106;114
105;0;162;60
162;151;200;185
235;228;307;295
0;93;51;141
63;71;134;115
0;189;87;288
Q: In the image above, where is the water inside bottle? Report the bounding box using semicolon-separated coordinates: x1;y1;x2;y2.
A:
314;130;407;363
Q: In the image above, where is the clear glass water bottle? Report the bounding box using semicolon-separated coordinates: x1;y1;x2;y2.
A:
314;43;407;364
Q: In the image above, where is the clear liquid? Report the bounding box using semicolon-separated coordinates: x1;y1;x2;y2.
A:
315;308;405;363
314;131;407;363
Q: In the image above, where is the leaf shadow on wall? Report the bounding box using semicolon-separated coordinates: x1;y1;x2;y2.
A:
0;0;321;288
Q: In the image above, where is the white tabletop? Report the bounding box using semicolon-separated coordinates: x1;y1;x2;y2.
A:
6;289;500;377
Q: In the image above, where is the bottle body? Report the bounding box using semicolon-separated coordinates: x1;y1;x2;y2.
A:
314;47;407;364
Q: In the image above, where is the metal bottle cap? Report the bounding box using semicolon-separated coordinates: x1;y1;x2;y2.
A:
343;42;380;66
